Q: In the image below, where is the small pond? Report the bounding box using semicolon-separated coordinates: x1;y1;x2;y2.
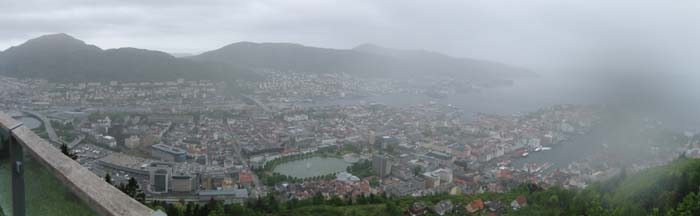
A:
273;157;350;178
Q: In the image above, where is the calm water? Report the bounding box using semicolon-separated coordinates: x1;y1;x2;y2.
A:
512;127;608;170
305;74;700;130
305;75;599;117
17;117;42;129
306;74;700;172
273;157;349;178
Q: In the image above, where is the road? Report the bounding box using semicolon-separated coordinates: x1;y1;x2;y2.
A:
67;135;85;148
23;110;63;145
242;95;271;112
226;123;266;197
22;110;85;148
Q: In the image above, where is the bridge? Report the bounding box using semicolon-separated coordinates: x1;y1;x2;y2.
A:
66;135;86;149
20;111;62;146
19;111;86;148
0;112;162;216
242;95;271;112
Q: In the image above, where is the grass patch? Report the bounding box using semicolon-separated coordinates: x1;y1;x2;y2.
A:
30;128;48;140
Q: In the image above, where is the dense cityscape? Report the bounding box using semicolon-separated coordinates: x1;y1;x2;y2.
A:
4;1;700;215
2;73;698;215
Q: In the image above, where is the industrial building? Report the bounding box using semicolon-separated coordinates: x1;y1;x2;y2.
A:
171;175;195;193
99;153;196;194
149;162;173;193
151;143;187;162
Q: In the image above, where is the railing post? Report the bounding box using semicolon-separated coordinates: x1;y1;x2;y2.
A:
8;123;25;216
0;113;158;216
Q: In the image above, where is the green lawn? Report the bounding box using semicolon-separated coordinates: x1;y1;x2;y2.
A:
0;158;95;216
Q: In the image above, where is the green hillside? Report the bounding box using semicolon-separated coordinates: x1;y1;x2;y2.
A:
151;158;700;216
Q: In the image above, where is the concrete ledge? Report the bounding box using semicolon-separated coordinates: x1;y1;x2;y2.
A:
0;112;156;216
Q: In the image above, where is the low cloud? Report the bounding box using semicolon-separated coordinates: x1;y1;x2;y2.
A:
0;0;699;68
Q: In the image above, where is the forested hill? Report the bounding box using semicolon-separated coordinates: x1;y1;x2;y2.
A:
0;33;532;82
0;33;250;82
149;157;700;216
190;42;533;81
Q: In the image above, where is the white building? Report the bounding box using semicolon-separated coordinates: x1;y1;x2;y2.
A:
284;114;309;122
125;135;140;149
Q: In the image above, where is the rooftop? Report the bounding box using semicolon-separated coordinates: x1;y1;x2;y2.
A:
152;143;186;155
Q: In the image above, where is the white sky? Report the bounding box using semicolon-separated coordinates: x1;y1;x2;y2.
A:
1;0;700;69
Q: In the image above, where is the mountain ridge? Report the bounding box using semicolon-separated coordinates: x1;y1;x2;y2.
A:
0;33;533;82
0;33;244;82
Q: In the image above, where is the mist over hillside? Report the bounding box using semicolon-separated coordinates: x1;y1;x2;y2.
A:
0;33;532;82
0;33;248;82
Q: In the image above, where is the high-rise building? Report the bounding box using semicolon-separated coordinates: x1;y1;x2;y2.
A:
373;135;399;151
372;154;393;177
149;162;173;193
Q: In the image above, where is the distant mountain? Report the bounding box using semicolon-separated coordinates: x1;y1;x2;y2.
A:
191;42;395;76
0;33;245;82
191;42;533;80
0;34;532;82
170;52;196;58
353;43;451;59
352;43;534;79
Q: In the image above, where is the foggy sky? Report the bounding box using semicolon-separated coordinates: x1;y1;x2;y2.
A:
2;0;700;69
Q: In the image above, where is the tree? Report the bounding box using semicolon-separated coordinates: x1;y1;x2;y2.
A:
385;200;401;216
369;193;377;204
286;198;299;210
105;173;112;185
357;195;368;205
185;202;194;216
312;192;325;205
346;196;354;206
165;203;179;216
370;177;380;187
192;204;200;216
118;177;145;203
668;192;700;216
208;204;225;216
60;143;78;160
329;195;343;206
267;193;281;212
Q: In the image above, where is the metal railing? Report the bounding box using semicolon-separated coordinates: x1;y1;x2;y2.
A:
0;112;160;216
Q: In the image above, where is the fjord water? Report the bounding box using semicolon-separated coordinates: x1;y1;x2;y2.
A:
315;72;700;172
